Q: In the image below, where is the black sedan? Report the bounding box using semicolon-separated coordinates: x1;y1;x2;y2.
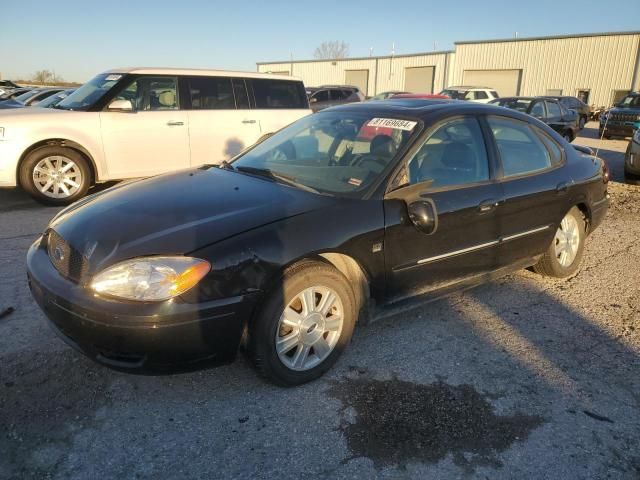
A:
490;97;580;142
542;95;591;129
27;100;609;386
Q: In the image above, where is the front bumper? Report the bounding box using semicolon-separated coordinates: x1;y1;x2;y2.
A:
27;239;260;374
600;122;636;138
625;141;640;175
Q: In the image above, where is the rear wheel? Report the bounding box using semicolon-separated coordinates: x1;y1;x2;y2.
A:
20;146;91;205
247;261;357;386
533;207;586;278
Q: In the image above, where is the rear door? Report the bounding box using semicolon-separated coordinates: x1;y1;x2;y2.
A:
544;100;564;135
185;76;260;164
99;75;190;178
383;115;503;302
485;115;571;267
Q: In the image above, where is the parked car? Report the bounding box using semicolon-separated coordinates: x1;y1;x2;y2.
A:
624;128;640;179
33;88;76;108
0;88;64;109
27;100;609;386
599;92;640;139
0;68;311;204
439;86;499;103
0;87;34;102
369;91;408;101
307;85;364;112
542;96;590;129
0;79;20;96
490;96;579;142
390;93;450;99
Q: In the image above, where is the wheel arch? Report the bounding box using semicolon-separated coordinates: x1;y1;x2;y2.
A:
17;139;98;187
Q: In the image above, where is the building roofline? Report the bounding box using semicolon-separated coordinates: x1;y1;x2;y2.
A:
256;50;455;66
455;30;640;45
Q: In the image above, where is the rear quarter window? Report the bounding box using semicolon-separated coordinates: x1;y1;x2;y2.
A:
252;79;308;109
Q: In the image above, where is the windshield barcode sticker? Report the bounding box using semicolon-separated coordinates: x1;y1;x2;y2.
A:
367;118;417;131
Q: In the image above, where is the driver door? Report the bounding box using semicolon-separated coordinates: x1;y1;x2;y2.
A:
383;115;503;302
99;75;190;179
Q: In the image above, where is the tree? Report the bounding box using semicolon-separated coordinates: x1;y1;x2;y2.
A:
33;70;53;85
313;41;349;60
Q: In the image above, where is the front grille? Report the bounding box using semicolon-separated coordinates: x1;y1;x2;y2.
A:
47;229;89;283
611;113;640;123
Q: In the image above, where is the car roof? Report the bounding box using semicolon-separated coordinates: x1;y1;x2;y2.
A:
103;67;303;82
444;86;492;90
323;98;529;119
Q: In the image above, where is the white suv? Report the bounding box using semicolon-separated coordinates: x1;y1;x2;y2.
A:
0;68;311;204
439;86;499;103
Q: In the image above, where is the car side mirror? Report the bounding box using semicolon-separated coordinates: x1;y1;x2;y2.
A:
407;199;438;234
107;99;134;111
309;97;318;104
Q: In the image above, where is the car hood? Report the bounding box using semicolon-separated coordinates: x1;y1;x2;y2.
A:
48;167;336;273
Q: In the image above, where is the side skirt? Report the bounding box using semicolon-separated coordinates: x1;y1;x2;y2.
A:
368;257;539;324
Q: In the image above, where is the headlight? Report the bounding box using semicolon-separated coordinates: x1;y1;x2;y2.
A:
90;256;211;302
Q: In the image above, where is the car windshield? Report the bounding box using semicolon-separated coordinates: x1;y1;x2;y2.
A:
617;95;640;108
494;98;533;112
13;89;43;104
57;73;124;110
36;90;74;108
231;111;420;197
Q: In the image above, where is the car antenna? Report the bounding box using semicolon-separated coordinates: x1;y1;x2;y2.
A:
594;109;611;160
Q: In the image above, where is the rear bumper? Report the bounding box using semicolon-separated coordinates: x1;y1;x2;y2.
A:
27;239;259;374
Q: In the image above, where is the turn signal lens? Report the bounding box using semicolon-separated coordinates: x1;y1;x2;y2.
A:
90;256;211;302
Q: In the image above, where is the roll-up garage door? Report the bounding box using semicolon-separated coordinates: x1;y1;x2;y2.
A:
404;66;435;93
345;70;369;96
462;69;522;97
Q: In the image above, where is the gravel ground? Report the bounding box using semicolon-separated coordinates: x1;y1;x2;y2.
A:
1;123;639;479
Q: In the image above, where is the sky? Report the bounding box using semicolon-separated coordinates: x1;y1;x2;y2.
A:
1;0;639;82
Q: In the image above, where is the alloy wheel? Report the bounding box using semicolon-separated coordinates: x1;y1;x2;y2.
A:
275;286;344;371
32;156;83;199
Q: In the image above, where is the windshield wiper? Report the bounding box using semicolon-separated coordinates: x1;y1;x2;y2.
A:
235;166;319;193
218;160;235;171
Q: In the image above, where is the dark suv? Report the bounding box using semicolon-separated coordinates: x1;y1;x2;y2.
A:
307;85;364;112
600;92;640;139
543;96;590;129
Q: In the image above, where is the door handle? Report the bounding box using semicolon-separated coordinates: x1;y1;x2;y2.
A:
166;121;184;126
478;199;500;213
242;119;257;124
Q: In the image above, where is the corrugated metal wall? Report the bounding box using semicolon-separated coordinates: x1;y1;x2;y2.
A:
257;33;640;106
450;33;640;106
258;52;452;95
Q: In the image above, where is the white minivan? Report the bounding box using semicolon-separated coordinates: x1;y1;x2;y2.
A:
0;68;311;204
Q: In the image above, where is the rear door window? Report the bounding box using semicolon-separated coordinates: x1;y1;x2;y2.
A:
330;89;348;101
487;116;552;178
474;91;488;100
252;79;307;109
187;76;234;109
545;101;562;120
530;101;545;118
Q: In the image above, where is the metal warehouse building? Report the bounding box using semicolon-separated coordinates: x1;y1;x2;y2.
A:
257;31;640;107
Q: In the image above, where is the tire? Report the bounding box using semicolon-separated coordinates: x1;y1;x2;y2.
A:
579;116;586;130
247;260;357;386
533;207;586;278
19;146;91;206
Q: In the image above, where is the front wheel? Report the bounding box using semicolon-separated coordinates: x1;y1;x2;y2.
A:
19;146;91;205
533;207;586;278
247;261;357;386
